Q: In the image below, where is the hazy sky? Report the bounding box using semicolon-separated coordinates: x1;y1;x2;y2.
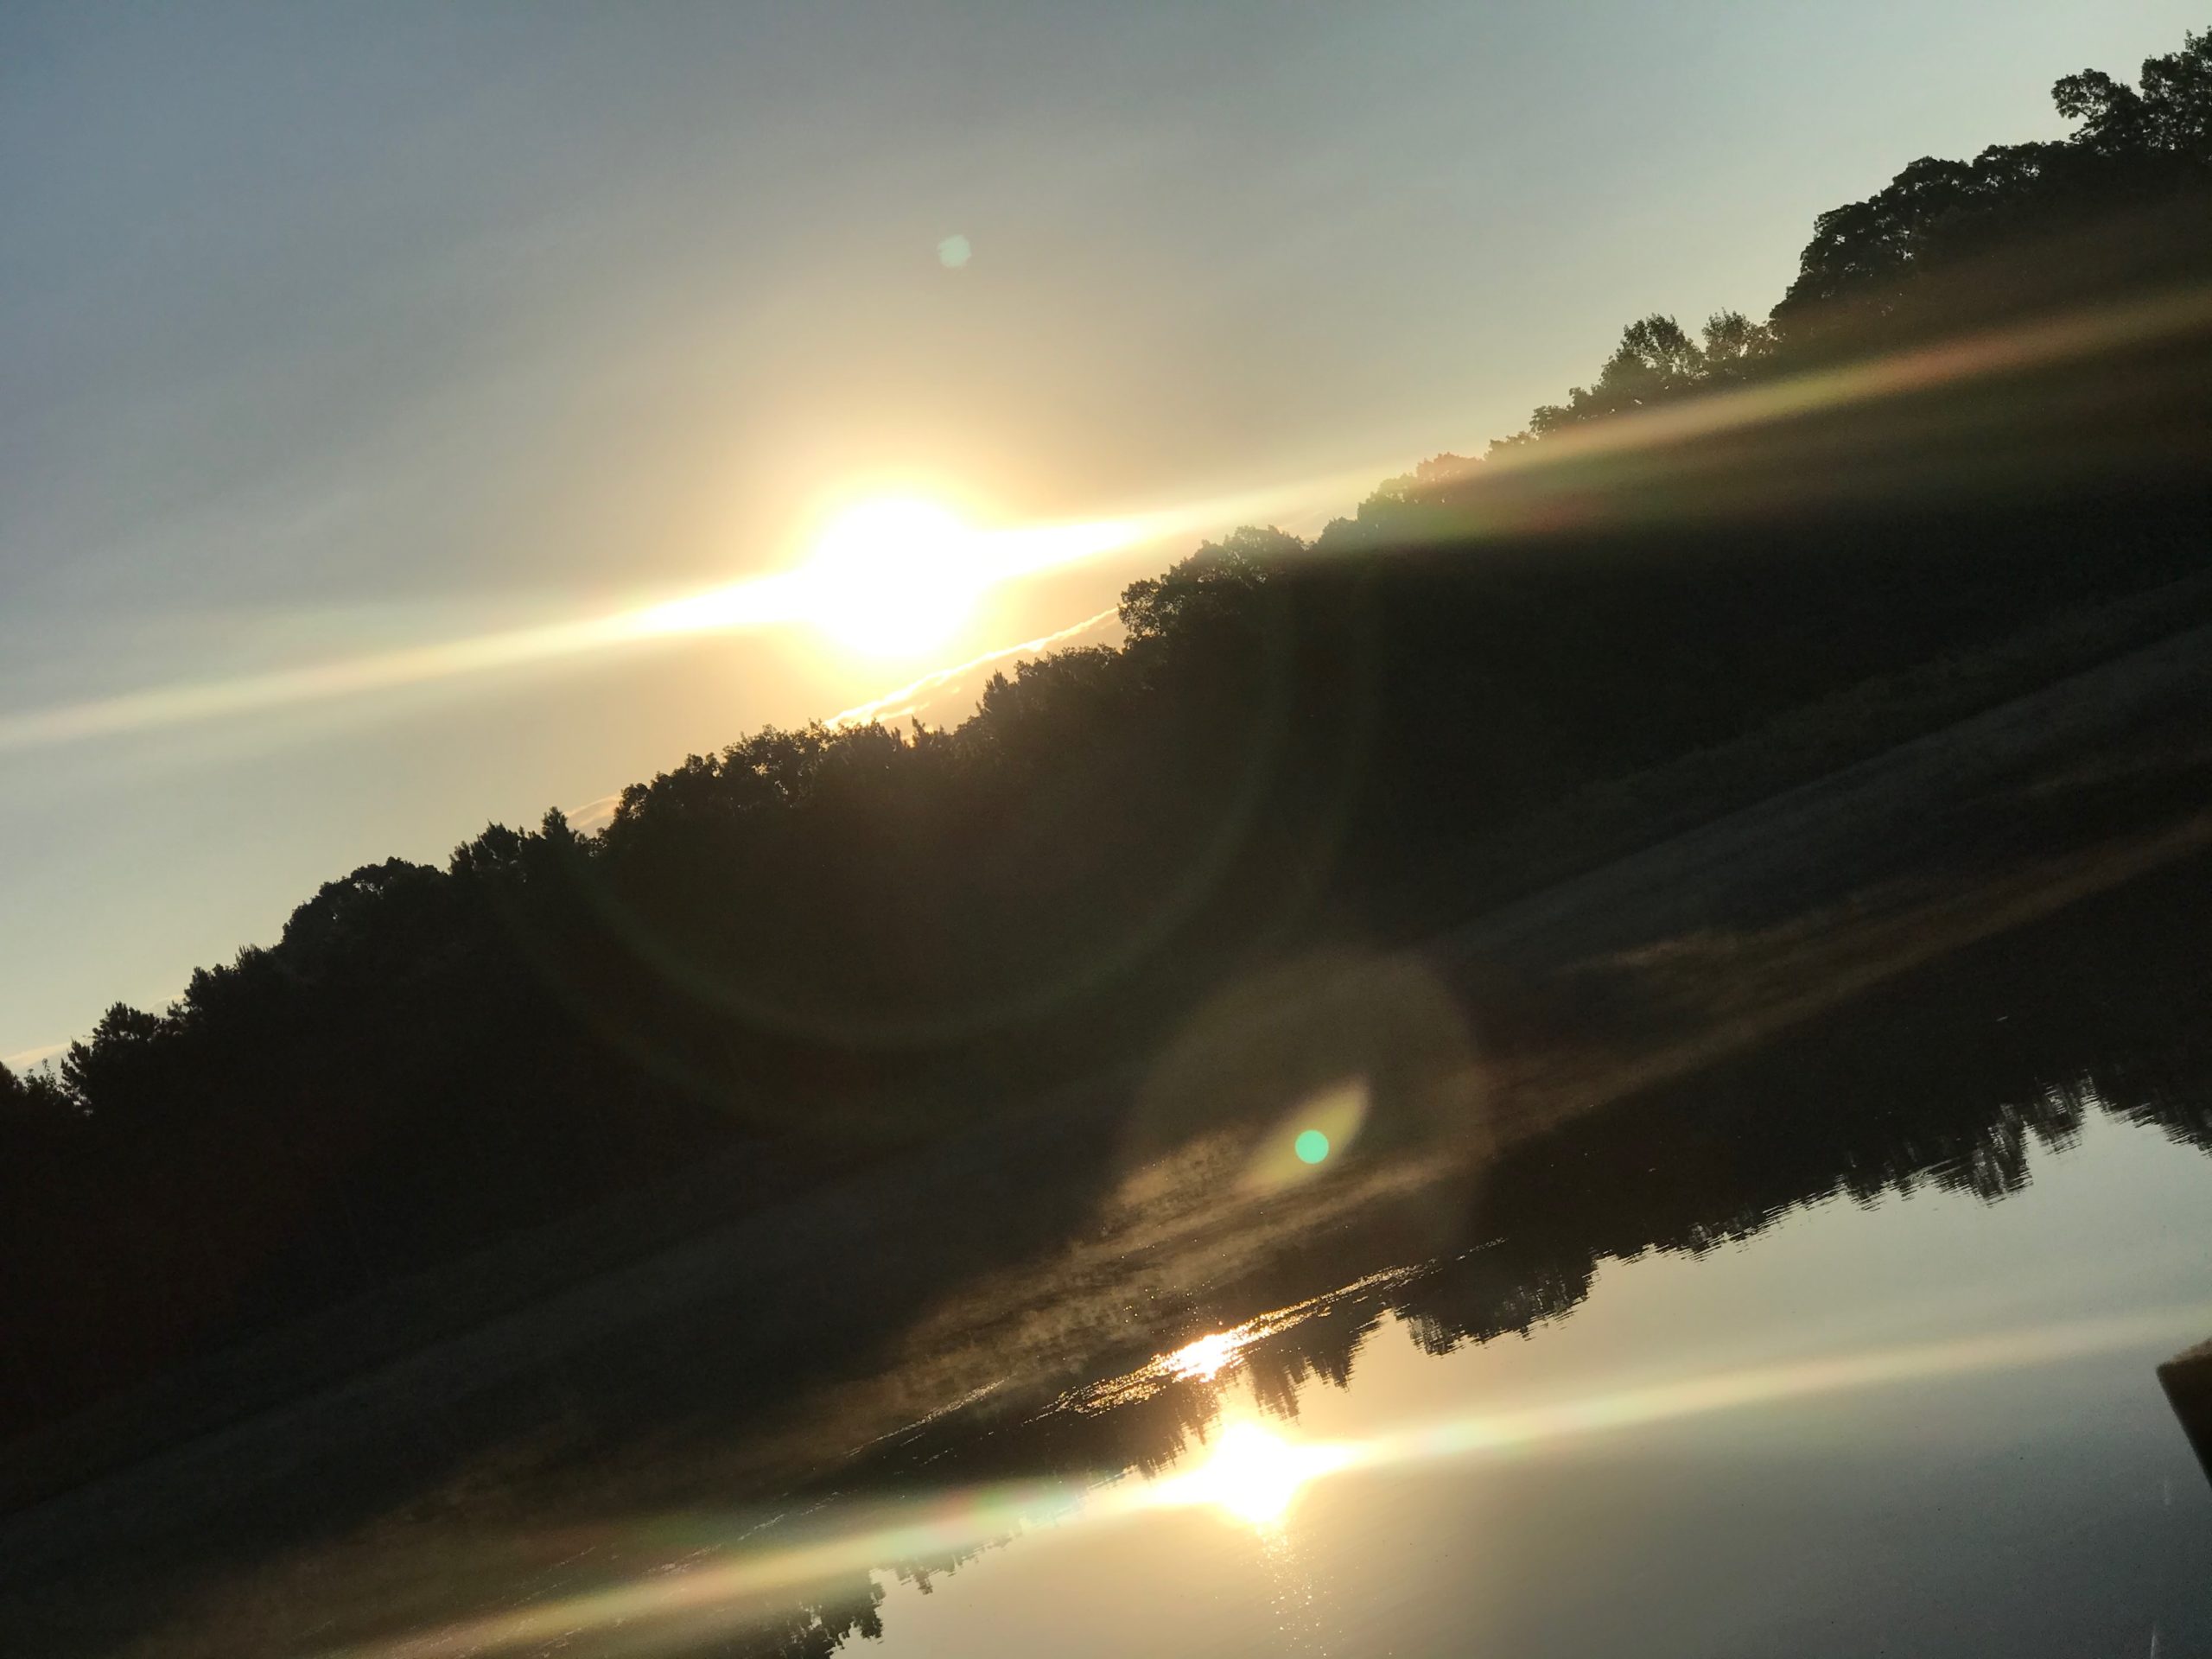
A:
2;1;2200;1059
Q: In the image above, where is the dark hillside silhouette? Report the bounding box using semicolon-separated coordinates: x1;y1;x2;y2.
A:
4;29;2211;1437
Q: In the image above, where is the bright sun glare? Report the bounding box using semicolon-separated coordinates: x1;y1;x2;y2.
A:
801;496;988;660
1169;1332;1245;1381
1185;1422;1310;1528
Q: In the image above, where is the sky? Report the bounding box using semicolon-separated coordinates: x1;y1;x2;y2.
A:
2;0;2202;1063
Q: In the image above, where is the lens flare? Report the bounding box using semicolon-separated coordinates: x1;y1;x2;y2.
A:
1244;1077;1370;1193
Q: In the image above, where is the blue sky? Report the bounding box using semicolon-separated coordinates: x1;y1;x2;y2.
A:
2;0;2201;1060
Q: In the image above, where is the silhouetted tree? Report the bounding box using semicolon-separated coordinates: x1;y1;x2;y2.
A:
1526;312;1775;434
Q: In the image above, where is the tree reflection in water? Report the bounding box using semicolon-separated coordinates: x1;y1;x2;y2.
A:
480;848;2212;1659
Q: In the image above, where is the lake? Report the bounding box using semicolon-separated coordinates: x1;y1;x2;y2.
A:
857;1107;2211;1659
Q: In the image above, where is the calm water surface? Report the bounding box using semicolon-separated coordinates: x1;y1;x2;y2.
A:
621;863;2212;1659
870;1109;2211;1659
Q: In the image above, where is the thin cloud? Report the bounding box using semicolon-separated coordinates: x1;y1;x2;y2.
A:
563;792;624;836
827;607;1122;728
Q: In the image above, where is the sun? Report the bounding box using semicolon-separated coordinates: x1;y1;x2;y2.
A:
799;496;989;660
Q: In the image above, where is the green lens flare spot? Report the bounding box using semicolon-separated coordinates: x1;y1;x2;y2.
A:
1294;1128;1331;1166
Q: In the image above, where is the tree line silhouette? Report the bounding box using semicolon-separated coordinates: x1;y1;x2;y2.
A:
4;29;2211;1436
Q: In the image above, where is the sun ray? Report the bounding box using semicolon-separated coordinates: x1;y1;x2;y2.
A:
0;514;1147;755
11;282;2209;760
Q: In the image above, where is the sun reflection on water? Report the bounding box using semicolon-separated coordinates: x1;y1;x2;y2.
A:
1168;1331;1247;1381
302;1304;2212;1658
1153;1421;1353;1529
1187;1423;1307;1526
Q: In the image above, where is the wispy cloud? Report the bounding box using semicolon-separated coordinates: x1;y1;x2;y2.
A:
563;791;624;836
827;607;1122;728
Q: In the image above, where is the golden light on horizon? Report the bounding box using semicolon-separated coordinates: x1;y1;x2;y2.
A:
7;285;2209;763
0;493;1163;757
